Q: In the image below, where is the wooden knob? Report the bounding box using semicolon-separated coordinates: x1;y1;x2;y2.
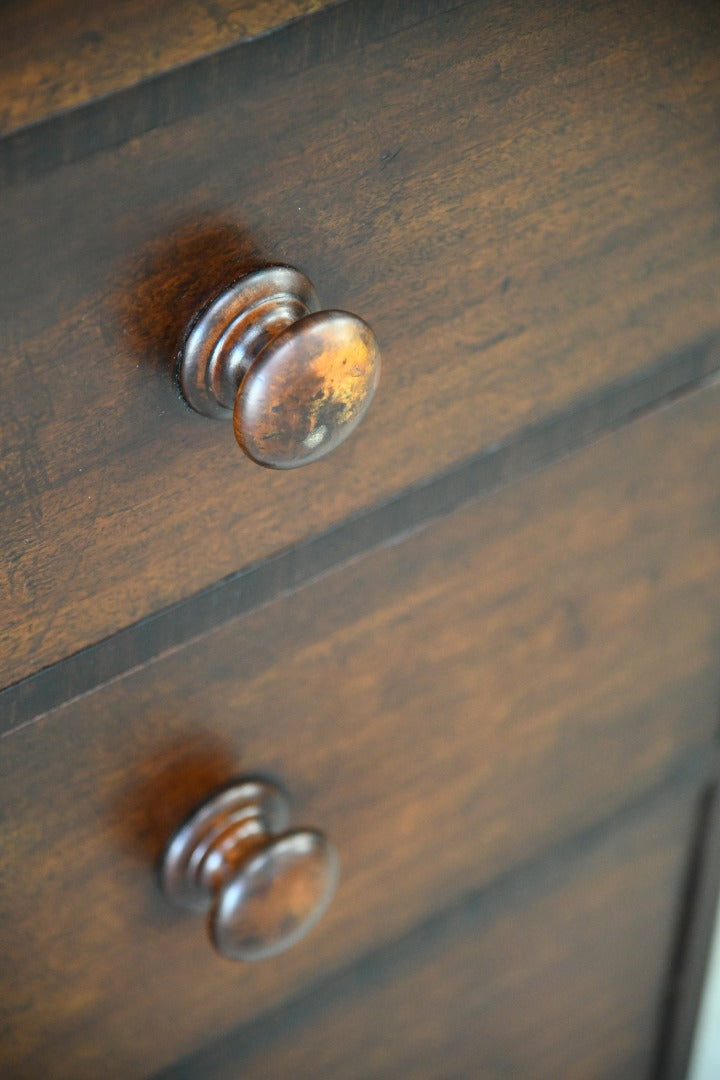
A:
176;265;380;468
160;778;338;961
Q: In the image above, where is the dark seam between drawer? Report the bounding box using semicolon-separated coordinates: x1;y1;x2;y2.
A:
0;0;471;188
1;330;718;738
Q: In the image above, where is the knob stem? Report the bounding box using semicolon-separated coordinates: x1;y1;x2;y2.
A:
160;778;339;961
209;296;316;410
161;779;290;914
178;267;319;419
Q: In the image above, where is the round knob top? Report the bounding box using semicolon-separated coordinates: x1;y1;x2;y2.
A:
235;311;379;469
177;265;380;469
214;830;338;961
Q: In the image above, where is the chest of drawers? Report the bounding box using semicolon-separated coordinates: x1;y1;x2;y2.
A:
2;2;720;1077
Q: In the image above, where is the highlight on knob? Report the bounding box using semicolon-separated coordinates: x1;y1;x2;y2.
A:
177;265;380;469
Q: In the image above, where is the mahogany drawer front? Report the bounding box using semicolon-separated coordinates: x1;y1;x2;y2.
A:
3;0;720;687
2;384;720;1079
0;0;333;136
154;783;696;1080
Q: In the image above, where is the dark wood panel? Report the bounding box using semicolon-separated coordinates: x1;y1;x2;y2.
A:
1;384;719;1078
0;0;462;179
153;782;699;1080
0;0;331;136
1;340;716;736
2;0;720;687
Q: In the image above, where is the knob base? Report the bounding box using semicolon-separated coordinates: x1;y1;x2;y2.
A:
176;266;319;420
214;828;339;961
160;779;290;913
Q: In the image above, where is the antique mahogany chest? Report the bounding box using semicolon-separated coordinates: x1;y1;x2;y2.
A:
2;2;720;1077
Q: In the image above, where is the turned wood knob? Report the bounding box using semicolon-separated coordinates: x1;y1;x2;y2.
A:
160;778;339;961
176;265;380;468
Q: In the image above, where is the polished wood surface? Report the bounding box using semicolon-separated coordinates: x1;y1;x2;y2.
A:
2;384;719;1079
0;1;463;181
2;0;720;686
2;335;717;735
153;783;698;1079
0;0;331;136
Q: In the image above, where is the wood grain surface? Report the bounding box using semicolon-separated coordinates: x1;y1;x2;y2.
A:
2;0;720;688
0;0;464;181
152;783;698;1080
2;384;719;1079
0;0;330;136
1;338;716;734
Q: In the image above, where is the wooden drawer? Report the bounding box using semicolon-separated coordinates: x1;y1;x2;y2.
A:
2;0;720;687
2;383;719;1079
154;782;697;1080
